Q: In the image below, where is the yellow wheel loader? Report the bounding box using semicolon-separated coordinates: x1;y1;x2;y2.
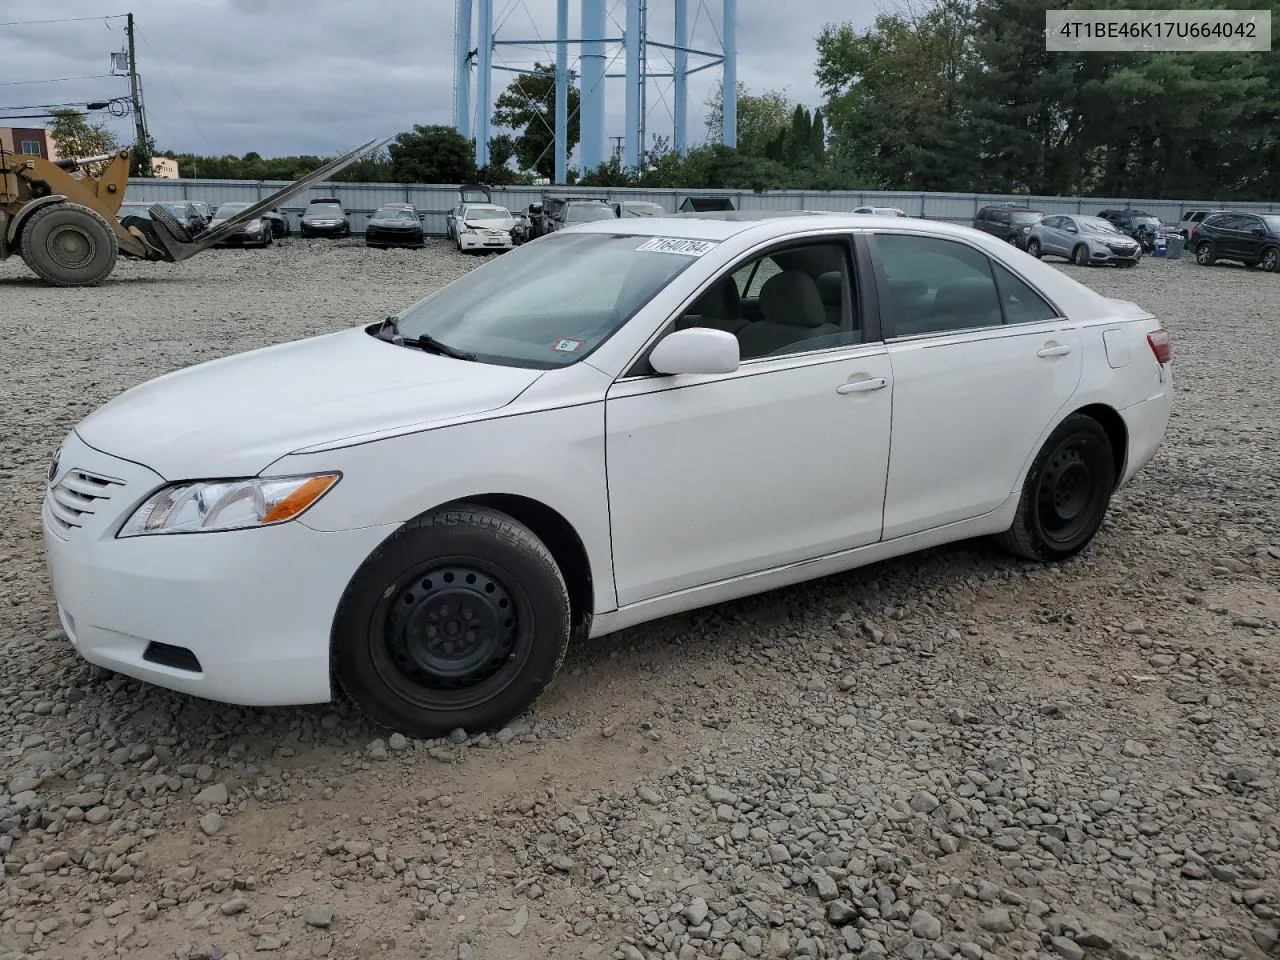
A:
0;138;386;287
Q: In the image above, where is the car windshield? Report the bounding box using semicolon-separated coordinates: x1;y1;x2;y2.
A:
121;204;151;219
1263;216;1280;232
214;202;251;218
375;206;416;220
1010;211;1043;224
464;205;512;222
1076;216;1120;234
391;231;703;369
306;202;342;214
620;203;665;217
566;204;615;222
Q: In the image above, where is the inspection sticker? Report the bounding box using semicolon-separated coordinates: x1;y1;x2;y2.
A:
635;237;718;257
553;338;585;353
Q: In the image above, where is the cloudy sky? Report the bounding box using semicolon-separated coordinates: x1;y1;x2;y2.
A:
0;0;876;163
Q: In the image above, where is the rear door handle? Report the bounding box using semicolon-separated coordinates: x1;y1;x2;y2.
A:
836;377;887;395
1037;343;1072;358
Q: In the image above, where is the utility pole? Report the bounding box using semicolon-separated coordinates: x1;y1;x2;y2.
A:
125;13;152;177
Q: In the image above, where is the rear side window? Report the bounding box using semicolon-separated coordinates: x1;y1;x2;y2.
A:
991;261;1058;325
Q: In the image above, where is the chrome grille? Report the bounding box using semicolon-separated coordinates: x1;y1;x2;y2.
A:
46;469;124;536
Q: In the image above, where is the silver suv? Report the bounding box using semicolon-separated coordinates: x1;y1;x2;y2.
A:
1026;214;1142;267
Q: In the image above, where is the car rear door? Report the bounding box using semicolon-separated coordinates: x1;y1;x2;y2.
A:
866;230;1083;539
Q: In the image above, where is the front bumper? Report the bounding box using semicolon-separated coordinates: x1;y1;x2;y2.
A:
215;228;269;247
41;431;398;707
1091;244;1141;264
366;227;424;247
301;221;348;236
459;231;513;251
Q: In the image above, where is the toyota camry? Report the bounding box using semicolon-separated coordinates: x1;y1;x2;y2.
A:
42;211;1172;738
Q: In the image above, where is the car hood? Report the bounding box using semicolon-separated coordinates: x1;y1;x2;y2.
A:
210;216;258;229
369;218;421;227
74;326;545;480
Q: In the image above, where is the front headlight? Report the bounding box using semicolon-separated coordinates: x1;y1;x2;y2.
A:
118;473;339;538
245;221;262;233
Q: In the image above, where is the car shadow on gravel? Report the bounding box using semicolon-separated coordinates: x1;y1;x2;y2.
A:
0;275;183;287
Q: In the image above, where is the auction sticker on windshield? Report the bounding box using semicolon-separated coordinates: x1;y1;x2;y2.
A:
553;338;585;353
636;237;718;256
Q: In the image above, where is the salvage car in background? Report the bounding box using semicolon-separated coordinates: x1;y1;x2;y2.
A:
207;201;273;248
973;204;1044;249
365;202;425;249
1098;209;1164;253
854;206;908;217
1026;214;1141;266
41;211;1172;739
261;207;291;239
613;200;667;218
454;203;516;252
1190;212;1280;271
300;198;350;238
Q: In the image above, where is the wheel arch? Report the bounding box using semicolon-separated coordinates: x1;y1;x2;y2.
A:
1072;403;1127;490
451;494;594;636
6;194;66;246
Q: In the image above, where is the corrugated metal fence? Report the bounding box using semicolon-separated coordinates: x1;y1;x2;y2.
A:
123;178;1280;237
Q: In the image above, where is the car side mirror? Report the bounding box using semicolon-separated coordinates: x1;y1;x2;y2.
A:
649;327;740;376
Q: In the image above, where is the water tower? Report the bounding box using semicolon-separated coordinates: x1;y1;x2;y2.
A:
453;0;738;181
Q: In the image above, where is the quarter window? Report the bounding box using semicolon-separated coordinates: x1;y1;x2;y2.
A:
991;261;1058;324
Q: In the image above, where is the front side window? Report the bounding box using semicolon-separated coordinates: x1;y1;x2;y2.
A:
873;233;1002;337
989;210;1010;225
675;241;859;362
392;232;702;369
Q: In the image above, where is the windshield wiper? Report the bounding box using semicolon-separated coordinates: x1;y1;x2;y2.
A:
375;316;477;361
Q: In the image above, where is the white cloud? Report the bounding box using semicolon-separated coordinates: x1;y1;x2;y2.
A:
0;0;876;160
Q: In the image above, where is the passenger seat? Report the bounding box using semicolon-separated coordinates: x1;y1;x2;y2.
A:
737;271;840;358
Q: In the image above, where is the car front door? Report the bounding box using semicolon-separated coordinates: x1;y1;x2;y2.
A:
867;231;1084;539
1037;217;1065;256
604;236;893;607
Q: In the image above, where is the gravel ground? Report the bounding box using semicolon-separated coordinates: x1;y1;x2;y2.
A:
1;238;1277;960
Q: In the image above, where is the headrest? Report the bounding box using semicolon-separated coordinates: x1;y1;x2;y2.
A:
759;271;827;328
816;271;844;306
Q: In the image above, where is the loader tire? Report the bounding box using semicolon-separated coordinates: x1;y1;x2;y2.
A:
20;202;118;287
148;203;193;243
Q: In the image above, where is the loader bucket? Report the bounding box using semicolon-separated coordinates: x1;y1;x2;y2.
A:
144;136;390;262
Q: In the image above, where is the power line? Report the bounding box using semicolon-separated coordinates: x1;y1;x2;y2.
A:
0;13;126;26
135;26;214;153
0;74;115;86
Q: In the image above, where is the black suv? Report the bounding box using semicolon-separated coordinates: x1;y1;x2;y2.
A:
1190;212;1280;272
973;205;1044;249
1098;209;1163;252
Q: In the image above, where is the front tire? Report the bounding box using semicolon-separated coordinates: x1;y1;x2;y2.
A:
996;414;1116;563
19;202;119;286
333;506;572;739
1260;246;1279;272
1072;244;1089;266
1026;239;1041;259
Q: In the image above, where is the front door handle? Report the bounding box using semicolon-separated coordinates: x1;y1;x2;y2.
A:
1037;343;1073;358
836;377;887;395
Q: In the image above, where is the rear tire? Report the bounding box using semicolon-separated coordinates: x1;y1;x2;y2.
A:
1072;244;1089;266
332;506;572;739
19;202;118;287
996;414;1116;563
1195;241;1216;265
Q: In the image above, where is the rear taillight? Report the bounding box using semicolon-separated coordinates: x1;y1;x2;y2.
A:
1147;328;1171;364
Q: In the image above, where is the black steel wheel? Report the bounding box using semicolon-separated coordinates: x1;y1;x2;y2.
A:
19;202;118;286
333;506;572;738
996;413;1115;562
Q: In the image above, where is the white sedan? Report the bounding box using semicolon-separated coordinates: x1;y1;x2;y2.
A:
42;212;1173;738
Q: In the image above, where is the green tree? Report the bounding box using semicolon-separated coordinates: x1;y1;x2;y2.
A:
48;108;119;161
703;81;797;157
817;0;976;190
387;125;477;183
492;63;581;179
